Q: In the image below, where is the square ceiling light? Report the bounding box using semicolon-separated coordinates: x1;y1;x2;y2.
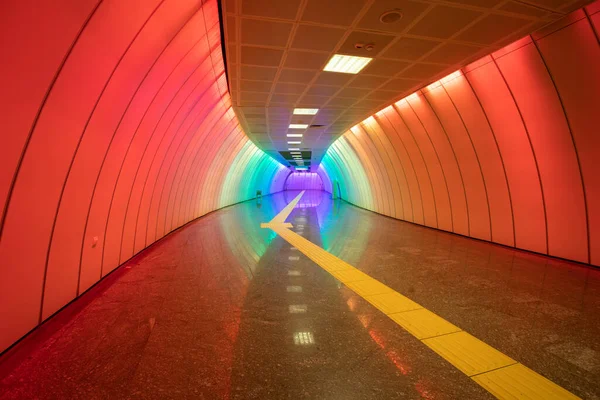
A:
288;141;301;144
287;133;303;137
323;54;373;74
289;124;309;129
293;108;319;115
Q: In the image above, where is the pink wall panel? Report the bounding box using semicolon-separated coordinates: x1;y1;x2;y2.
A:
0;0;287;353
465;57;547;254
534;13;600;265
319;2;600;271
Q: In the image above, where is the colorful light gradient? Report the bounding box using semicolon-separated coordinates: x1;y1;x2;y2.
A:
319;19;600;268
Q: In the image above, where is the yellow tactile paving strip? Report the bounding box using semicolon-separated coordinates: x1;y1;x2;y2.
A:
262;192;580;399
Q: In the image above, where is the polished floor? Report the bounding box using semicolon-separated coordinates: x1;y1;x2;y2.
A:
0;190;599;399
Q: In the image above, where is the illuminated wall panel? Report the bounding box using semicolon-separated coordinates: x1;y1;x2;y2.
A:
285;172;324;190
321;4;600;268
0;0;287;353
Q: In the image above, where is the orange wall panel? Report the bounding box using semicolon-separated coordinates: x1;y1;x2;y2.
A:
494;38;588;263
465;57;547;254
319;4;599;269
424;82;491;241
442;75;514;247
398;99;452;231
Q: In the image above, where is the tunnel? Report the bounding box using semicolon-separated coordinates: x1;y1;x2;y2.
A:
0;0;599;398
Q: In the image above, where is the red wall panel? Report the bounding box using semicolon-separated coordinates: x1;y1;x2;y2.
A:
0;0;288;353
534;11;600;265
464;57;547;254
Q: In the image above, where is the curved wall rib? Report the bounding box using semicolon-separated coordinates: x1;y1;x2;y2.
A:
0;0;288;353
320;4;600;268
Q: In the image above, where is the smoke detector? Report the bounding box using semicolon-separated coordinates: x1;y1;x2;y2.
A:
380;9;403;24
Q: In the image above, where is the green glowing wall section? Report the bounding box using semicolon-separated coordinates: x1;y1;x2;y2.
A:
320;136;375;211
219;140;289;208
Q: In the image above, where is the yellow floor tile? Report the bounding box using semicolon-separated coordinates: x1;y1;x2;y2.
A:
345;278;393;297
472;363;581;400
330;268;370;283
365;292;422;314
389;309;460;340
423;331;516;376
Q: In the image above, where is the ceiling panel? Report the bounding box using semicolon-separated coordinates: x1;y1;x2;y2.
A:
223;0;588;168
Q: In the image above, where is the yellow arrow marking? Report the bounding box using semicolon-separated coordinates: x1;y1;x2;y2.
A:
261;191;580;400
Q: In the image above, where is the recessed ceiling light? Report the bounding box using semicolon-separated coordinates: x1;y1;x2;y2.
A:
287;133;303;137
296;167;308;171
290;151;301;154
288;147;300;151
288;141;301;144
293;108;319;115
289;124;309;129
323;54;373;74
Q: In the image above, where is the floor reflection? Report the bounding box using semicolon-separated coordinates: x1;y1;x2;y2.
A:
0;190;598;399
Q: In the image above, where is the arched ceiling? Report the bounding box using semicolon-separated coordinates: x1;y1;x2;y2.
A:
222;0;591;168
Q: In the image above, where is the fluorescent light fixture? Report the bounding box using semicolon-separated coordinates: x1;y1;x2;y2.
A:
289;124;309;129
293;108;319;115
288;147;300;151
288;141;301;144
290;151;301;154
323;54;373;74
296;167;308;170
286;133;303;138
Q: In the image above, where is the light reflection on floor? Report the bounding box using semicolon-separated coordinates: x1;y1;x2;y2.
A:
0;190;598;399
